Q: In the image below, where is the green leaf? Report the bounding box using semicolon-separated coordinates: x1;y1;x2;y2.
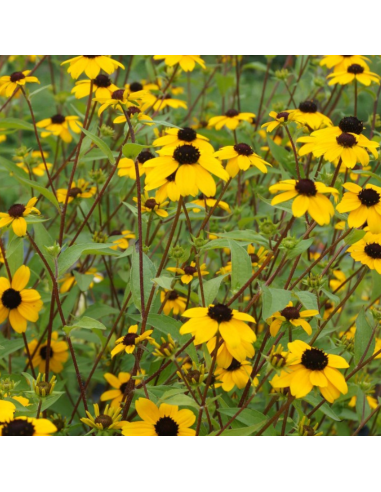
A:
355;308;376;365
344;229;367;245
286;239;313;260
122;143;147;160
212;230;269;247
160;394;199;410
153;276;174;291
64;316;107;335
215;73;236;96
81;127;115;164
200;275;227;306
58;243;117;275
304;395;341;421
294;291;319;313
130;249;157;312
83;304;120;319
243;62;269;72
229;240;252;293
321;288;340;305
145;119;181;129
219;422;266;436
73;271;95;292
0;339;24;358
218;408;268;428
262;287;292;320
0;118;34;131
267;137;294;177
6;233;24;276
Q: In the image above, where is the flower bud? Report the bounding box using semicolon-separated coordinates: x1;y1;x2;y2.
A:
44;242;61;258
100;124;114;138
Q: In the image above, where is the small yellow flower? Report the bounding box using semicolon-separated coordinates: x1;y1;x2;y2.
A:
161;290;187;316
72;74;119;99
209;109;256;131
117;150;154;181
81;404;125;432
153;55;205;72
134;192;169;218
111;325;153;357
59;267;104;294
215;359;252;392
100;372;131;408
109;230;135;251
0;417;57;436
268;302;319;337
61;56;124;80
57;179;96;204
167;261;209;285
214;143;271;177
0;197;40;237
37;114;82;143
0;71;40;97
28;332;69;374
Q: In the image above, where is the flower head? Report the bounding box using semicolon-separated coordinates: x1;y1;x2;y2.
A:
214;143;271;177
167;261;208;285
287;101;332;130
328;63;380;86
348;232;381;273
153;55;205;72
134;191;169;218
161;290;187;316
0;197;40;237
0;71;40;97
57;179;96;204
111;325;153;357
208;109;256;131
100;372;131;408
117;150;154;181
72;74;119;99
0;417;57;436
28;332;69;374
153;127;214;153
268;302;319;337
61;55;124;79
81;404;125;432
109;230;135;251
37;114;82;143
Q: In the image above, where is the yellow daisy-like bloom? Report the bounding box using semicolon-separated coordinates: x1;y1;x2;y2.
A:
57;179;96;204
71;74;119;100
167;261;209;285
153;127;214;154
349;395;378;410
270;179;339;226
134;192;169;218
287;101;333;131
191;195;231;214
117;150;154;181
0;197;40;237
109;230;135;251
208;109;256;131
28;332;69;374
0;417;57;436
37;114;82;143
153;55;205;72
95;88;149;116
0;71;40;97
59;267;104;294
271;340;349;403
113;106;153;126
152;95;187;112
144;144;229;198
100;372;131;408
337;182;381;233
0;266;42;334
125;80;159;95
327;63;380;87
320;55;370;72
247;245;268;270
330;270;346;292
215;359;252;392
161;290;187;316
348;232;381;273
207;334;256;370
111;325;153;357
0;400;16;421
180;304;256;363
262;111;291;133
214;143;271;178
268;302;319;337
122;398;196;436
81;404;125;432
61;55;124;80
16;161;53;177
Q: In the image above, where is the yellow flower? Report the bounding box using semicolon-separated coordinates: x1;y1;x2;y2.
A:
117;150;154;181
348;232;381;273
61;55;124;79
37;114;82;143
153;55;205;72
262;111;291;133
328;63;380;86
349;395;378;410
207;336;256;370
268;302;319;337
160;290;187;316
59;267;104;294
81;404;125;432
0;266;43;333
167;261;209;285
191;195;231;214
287;101;332;130
0;400;16;421
0;71;40;97
271;340;349;403
152;95;187;112
153;127;214;154
113;106;153;126
214;143;271;177
71;74;119;99
122;398;196;436
208;109;256;131
0;417;57;436
134;192;169;218
109;230;135;251
111;325;153;357
320;55;370;72
95;88;149;116
0;197;40;237
100;372;131;408
28;332;69;374
215;359;252;392
247;245;268;269
270;179;338;226
57;179;96;204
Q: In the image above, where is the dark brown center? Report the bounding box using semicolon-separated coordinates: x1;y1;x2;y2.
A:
2;289;22;310
234;143;253;156
280;306;300;321
358;188;380;207
301;348;329;371
178;128;197;142
10;72;26;83
208;304;233;323
337;133;357;148
173;145;200;165
8;204;26;218
295;179;317;197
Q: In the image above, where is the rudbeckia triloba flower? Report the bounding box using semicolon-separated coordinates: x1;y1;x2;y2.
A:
167;261;209;285
153;127;214;153
95;88;149;116
117;150;154;180
267;302;319;337
180;304;256;363
0;266;43;333
161;290;187;316
81;404;125;432
0;401;16;421
348;232;381;273
153;55;205;72
327;63;380;87
134;192;169;218
113;106;153;126
337;182;381;233
37;114;82;143
109;230;135;251
14;150;53;177
61;55;124;79
57;179;96;204
320;55;370;72
71;74;118;99
262;111;291;133
0;417;57;436
248;245;268;270
100;372;131;408
0;197;40;237
28;332;69;374
0;71;40;97
271;341;349;403
122;398;196;436
111;325;153;357
287;101;333;130
270;179;339;226
152;95;187;112
215;359;252;392
298;117;379;170
208;109;256;131
214;143;271;178
144;144;229;198
59;267;103;294
191;195;231;213
207;336;256;370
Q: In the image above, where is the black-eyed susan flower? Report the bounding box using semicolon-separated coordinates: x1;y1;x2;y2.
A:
37;114;82;143
0;197;40;237
144;144;229;198
270;179;339;225
14;150;53;177
167;261;209;285
71;74;119;99
0;265;43;333
113;106;153;126
180;304;256;363
153;55;205;72
215;359;253;392
153;127;214;153
111;325;153;357
0;400;16;421
262;111;291;133
59;267;104;294
268;302;319;337
328;64;380;87
122;398;196;436
61;55;124;79
248;245;268;270
28;332;69;374
109;230;135;251
337;182;381;233
152;94;187;112
134;192;169;218
57;179;96;204
191;195;231;214
100;372;131;408
214;143;271;177
287;101;332;130
208;109;256;131
117;150;154;181
161;290;187;316
0;417;57;436
125;80;159;95
0;71;40;97
348;232;381;273
81;404;125;432
320;55;370;72
271;340;349;403
95;88;149;116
